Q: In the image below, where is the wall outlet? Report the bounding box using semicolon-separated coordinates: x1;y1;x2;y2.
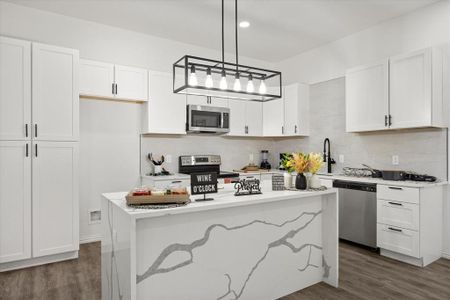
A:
88;209;101;224
392;155;399;165
339;154;345;163
165;154;172;163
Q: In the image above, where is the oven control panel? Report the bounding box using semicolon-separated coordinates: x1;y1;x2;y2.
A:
179;155;221;166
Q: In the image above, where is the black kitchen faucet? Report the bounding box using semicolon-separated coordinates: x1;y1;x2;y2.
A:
323;138;336;174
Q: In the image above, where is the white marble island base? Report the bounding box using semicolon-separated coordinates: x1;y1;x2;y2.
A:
102;187;338;300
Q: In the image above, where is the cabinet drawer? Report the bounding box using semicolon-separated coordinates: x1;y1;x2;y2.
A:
377;185;419;204
377;224;420;258
377;200;419;230
153;179;190;189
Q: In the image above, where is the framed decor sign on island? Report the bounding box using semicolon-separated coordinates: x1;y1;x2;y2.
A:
190;172;218;201
101;184;339;300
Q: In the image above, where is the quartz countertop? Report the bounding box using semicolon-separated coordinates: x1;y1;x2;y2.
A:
317;173;447;188
102;184;337;220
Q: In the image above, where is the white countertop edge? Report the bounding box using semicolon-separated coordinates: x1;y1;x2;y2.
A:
102;188;338;220
141;173;191;181
317;174;447;188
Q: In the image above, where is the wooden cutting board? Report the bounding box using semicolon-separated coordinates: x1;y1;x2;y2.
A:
126;193;190;205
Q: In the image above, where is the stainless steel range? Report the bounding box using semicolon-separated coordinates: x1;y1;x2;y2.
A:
179;155;239;179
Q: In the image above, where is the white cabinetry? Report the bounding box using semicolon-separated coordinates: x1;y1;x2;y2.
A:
227;100;262;136
32;43;79;141
143;71;186;134
263;83;309;136
79;59;114;98
0;37;31;140
284;83;309;136
263;98;284;136
346;60;389;132
79;59;148;102
187;95;228;107
32;142;79;257
0;36;79;271
376;184;443;267
346;47;446;132
0;141;31;263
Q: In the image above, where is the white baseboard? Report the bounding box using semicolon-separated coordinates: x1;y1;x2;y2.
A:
80;234;102;244
0;251;78;272
442;251;450;260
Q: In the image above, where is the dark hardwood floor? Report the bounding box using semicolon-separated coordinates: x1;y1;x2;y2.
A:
0;242;449;299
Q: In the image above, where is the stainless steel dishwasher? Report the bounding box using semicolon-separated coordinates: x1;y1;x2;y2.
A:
333;180;377;248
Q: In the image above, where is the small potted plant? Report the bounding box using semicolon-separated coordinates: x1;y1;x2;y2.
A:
280;153;294;188
290;152;309;190
308;152;324;189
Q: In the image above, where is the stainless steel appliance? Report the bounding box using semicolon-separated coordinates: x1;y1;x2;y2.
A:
186;105;230;134
179;155;239;179
333;180;377;248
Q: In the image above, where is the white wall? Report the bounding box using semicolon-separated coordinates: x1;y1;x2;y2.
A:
0;1;274;242
277;0;450;84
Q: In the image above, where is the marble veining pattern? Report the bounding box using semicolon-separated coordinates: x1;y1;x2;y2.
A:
137;210;324;299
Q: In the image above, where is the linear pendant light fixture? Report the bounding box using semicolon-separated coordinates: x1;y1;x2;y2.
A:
173;0;282;102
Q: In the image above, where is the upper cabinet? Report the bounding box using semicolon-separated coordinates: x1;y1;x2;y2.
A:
32;43;79;141
0;37;31;141
263;83;310;137
79;60;114;98
346;59;389;132
79;59;148;102
227;100;263;137
346;47;446;132
187;95;229;107
143;71;186;134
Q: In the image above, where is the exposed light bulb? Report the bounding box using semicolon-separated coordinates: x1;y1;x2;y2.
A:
205;68;213;88
233;73;241;91
259;77;267;94
246;74;254;93
219;70;227;90
189;65;197;86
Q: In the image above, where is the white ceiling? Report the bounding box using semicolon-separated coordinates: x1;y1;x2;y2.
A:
6;0;439;62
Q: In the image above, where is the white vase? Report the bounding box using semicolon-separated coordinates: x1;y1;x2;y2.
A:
154;165;162;174
283;172;292;189
291;173;297;187
309;174;321;189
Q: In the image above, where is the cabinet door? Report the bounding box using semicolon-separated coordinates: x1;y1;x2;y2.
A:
227;99;246;136
296;83;310;136
32;43;79;141
0;37;31;140
114;64;148;101
346;60;389;132
0;141;31;263
245;102;263;136
144;71;186;134
32;141;79;257
263;98;284;136
389;49;432;129
187;95;229;107
79;59;114;98
284;84;298;135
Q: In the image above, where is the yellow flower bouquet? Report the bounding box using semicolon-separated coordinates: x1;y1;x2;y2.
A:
290;152;310;174
308;152;324;175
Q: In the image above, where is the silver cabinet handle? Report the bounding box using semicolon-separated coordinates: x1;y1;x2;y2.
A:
25;124;28;137
25;143;29;157
388;186;403;190
34;124;37;138
388;227;402;232
384;115;388;127
171;180;182;184
112;83;115;95
282;126;284;134
294;125;297;134
388;201;403;206
35;144;38;157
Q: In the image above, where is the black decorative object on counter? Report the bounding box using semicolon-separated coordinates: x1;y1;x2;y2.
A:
295;173;307;190
191;172;218;201
234;178;262;196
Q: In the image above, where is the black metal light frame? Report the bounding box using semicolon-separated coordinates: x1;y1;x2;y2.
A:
172;0;282;102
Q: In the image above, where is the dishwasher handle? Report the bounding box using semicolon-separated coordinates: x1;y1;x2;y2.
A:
333;180;377;192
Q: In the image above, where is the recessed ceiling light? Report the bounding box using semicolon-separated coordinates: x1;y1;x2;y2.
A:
239;21;250;28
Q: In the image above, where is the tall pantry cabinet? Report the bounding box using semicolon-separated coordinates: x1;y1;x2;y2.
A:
0;36;79;270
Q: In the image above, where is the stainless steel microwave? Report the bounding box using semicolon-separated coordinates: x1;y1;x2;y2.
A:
186;105;230;134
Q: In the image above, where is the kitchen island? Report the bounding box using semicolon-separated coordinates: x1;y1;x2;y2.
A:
101;185;338;300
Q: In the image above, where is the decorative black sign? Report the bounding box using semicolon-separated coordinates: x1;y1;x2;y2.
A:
190;172;218;201
234;178;262;196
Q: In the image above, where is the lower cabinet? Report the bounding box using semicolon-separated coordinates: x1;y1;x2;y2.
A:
141;176;190;189
0;141;31;263
32;142;79;257
376;184;442;267
0;141;79;267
